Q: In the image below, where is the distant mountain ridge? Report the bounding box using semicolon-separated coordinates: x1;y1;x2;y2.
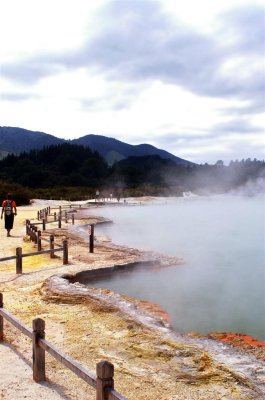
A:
72;134;191;166
0;126;63;153
0;126;193;166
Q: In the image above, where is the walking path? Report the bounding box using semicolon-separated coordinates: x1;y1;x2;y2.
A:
0;343;66;399
0;205;73;399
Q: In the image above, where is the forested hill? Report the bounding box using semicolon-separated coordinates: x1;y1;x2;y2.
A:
0;126;63;153
72;134;191;166
0;126;192;166
0;143;264;202
0;143;108;188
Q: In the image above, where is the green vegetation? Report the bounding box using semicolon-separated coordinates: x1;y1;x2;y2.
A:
0;143;264;204
0;180;31;205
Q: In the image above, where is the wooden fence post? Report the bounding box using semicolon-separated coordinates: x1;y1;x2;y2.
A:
32;318;46;382
65;211;68;223
16;247;22;274
58;216;61;228
96;361;114;400
30;225;33;241
89;225;94;253
34;226;38;244
50;235;55;258
54;212;57;221
30;225;34;241
72;214;75;224
37;231;42;252
29;224;32;241
63;240;68;265
0;293;3;342
42;219;46;231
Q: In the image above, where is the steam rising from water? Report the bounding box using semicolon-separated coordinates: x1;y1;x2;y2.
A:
84;194;265;340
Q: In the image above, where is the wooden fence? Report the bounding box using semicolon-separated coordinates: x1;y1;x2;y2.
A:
0;204;95;273
33;210;75;230
29;205;95;253
0;293;127;400
37;204;84;222
0;205;118;396
0;239;68;274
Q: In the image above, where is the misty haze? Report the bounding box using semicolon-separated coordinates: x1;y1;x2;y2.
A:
79;193;265;341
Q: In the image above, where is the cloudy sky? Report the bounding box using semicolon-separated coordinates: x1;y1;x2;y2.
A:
0;0;264;164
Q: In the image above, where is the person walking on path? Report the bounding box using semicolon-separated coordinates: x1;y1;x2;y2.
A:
1;193;17;237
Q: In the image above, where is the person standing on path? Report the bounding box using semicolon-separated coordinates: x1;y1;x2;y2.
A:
1;193;17;237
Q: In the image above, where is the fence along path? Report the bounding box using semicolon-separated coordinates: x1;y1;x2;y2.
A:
0;294;127;400
0;233;68;274
34;204;95;253
0;205;73;274
0;204;127;399
0;204;82;273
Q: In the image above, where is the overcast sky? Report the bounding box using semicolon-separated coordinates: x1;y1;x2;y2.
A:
0;0;264;164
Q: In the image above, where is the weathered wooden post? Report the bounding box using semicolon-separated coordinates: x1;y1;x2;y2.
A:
54;212;57;221
65;211;68;223
48;206;51;214
16;247;22;274
31;225;35;242
26;219;29;235
89;225;94;253
37;211;40;220
59;205;62;217
50;235;55;258
72;214;75;224
42;219;46;231
29;223;33;241
29;225;33;241
0;293;3;342
37;231;42;252
32;318;46;382
31;224;35;241
58;216;61;229
96;361;114;400
34;226;38;244
63;240;68;265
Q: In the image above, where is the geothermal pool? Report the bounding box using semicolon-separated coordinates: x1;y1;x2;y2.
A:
82;195;265;341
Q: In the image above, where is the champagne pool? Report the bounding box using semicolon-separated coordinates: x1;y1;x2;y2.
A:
76;194;265;341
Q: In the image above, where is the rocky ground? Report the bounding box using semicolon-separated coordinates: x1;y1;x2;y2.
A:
0;200;264;400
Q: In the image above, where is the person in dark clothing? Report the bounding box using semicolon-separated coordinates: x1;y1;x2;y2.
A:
1;194;17;237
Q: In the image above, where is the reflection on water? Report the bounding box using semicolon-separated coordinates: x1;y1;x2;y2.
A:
82;195;265;340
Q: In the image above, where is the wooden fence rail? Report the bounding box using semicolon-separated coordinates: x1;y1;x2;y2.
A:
0;293;127;400
0;205;93;275
0;240;68;274
27;213;75;235
32;206;94;253
37;204;84;221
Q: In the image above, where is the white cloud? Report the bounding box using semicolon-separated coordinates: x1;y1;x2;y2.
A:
0;1;101;61
0;0;264;164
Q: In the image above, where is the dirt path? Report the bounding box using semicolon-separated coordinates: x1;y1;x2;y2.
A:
0;202;264;400
0;205;74;399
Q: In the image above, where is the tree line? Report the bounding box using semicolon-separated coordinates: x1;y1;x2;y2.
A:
0;143;264;204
